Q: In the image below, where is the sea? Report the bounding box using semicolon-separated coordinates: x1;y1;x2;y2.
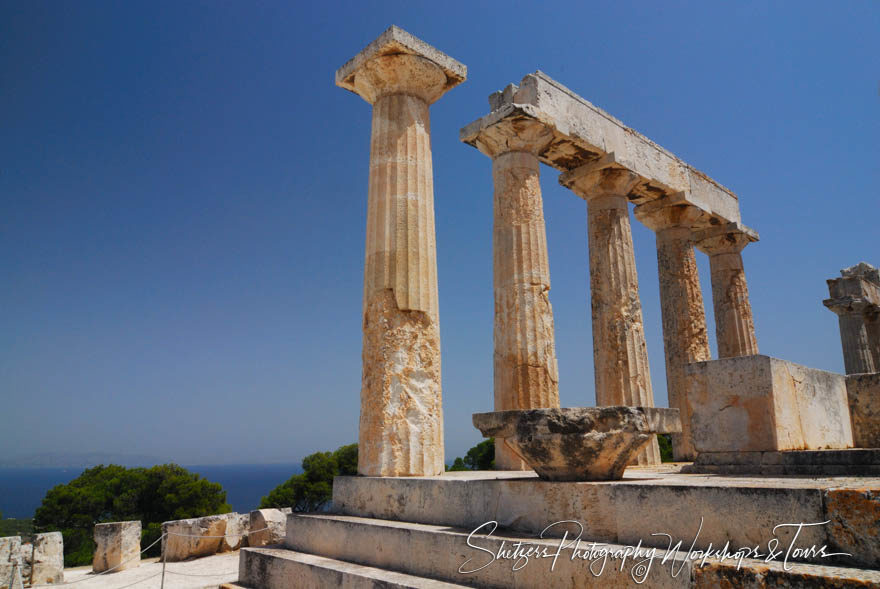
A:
0;464;303;519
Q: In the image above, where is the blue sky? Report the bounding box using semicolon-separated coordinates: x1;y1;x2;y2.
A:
2;1;878;465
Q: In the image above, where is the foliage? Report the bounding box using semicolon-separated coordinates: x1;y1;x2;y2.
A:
658;434;673;463
34;464;230;566
446;439;494;471
0;517;33;540
447;457;468;471
260;443;357;512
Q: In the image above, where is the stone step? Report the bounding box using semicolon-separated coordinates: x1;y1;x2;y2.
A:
237;546;468;588
281;513;880;588
331;469;880;568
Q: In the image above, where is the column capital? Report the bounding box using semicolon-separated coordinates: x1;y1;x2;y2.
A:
471;114;555;159
559;157;640;202
633;194;714;233
694;222;759;256
824;297;876;317
335;26;467;105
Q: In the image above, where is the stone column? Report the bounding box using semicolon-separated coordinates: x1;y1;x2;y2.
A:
484;122;560;469
335;27;466;476
635;201;711;461
695;224;759;359
560;163;660;466
825;301;876;374
825;262;880;374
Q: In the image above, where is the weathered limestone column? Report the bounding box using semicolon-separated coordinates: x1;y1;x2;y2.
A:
472;117;561;469
560;162;660;465
825;262;880;374
695;224;759;359
335;27;466;476
635;200;711;461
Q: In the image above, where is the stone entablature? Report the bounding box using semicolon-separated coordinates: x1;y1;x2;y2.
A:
461;71;741;224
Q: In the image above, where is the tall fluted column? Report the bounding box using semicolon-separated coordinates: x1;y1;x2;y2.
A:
335;27;467;476
695;224;760;359
635;201;711;461
560;164;660;466
462;108;561;470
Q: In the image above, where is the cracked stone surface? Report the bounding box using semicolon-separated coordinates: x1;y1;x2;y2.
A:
686;355;853;452
560;164;661;466
695;223;759;359
473;407;680;481
93;521;140;573
336;27;465;476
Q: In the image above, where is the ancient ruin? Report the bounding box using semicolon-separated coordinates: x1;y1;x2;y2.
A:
92;521;140;573
826;262;880;448
473;407;681;480
229;25;880;589
335;25;466;477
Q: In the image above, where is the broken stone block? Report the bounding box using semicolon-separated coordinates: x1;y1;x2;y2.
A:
847;372;880;448
0;536;21;589
30;532;63;585
686;355;854;453
161;514;228;562
248;509;288;547
472;406;681;481
220;512;249;551
92;520;141;573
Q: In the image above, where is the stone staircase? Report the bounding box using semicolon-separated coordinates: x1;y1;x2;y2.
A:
232;469;880;588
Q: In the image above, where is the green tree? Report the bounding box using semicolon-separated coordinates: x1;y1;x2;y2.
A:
446;439;495;471
34;464;230;566
260;443;357;512
657;434;673;463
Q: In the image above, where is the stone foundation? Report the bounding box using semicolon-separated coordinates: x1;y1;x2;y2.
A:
684;448;880;475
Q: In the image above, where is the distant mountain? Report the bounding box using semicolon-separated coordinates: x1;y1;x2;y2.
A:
0;452;167;469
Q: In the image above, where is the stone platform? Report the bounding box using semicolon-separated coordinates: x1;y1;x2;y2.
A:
683;448;880;476
233;466;880;588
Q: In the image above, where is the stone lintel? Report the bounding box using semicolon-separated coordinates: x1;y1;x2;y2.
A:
335;25;466;104
461;71;742;223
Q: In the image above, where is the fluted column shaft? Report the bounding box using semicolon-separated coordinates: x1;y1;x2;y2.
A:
492;150;560;469
563;167;660;466
697;230;759;359
352;53;452;476
826;302;877;374
635;199;714;462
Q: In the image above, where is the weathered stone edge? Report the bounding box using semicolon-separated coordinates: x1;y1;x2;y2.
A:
335;25;466;94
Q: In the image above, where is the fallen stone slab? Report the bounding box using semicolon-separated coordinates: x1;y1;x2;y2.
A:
221;513;250;552
0;536;22;589
248;509;289;547
93;520;141;573
31;532;63;584
161;514;229;562
473;406;681;480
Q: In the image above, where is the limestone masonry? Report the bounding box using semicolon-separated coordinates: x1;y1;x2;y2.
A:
336;25;466;477
203;24;880;589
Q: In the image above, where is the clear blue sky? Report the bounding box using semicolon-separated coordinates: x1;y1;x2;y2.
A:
2;2;878;465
